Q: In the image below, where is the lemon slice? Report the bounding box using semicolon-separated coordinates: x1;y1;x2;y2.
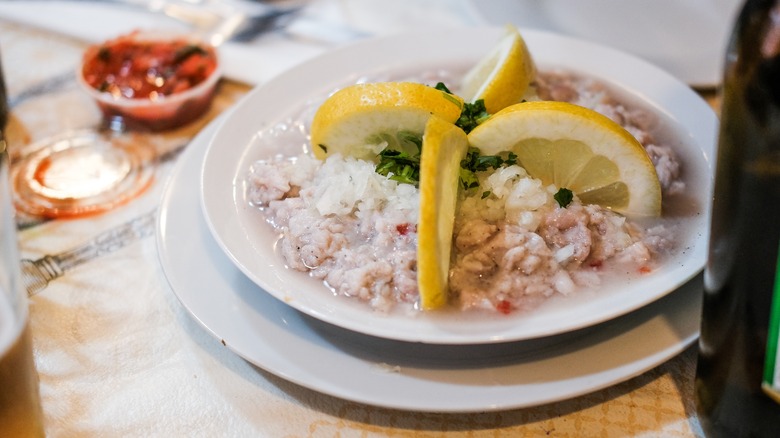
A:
417;116;469;310
310;82;464;160
459;25;536;115
467;101;662;217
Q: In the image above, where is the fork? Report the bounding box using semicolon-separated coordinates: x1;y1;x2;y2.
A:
202;1;301;44
21;210;157;296
62;0;302;44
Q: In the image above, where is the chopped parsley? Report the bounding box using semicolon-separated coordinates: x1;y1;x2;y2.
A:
375;141;519;191
459;147;517;190
554;188;574;207
97;47;111;62
375;147;421;185
373;83;515;189
455;99;490;134
434;82;454;94
434;82;490;133
458;168;479;190
375;132;423;185
173;44;208;64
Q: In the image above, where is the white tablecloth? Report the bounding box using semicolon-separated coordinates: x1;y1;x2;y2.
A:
0;2;706;435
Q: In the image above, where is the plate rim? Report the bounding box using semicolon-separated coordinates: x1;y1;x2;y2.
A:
199;26;717;344
157;118;701;412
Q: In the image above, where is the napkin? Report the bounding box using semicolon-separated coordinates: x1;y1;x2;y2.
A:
0;0;483;86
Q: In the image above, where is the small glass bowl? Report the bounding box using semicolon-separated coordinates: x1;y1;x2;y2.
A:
77;30;222;132
11;30;222;219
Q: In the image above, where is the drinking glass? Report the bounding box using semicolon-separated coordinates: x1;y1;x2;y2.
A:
0;54;46;437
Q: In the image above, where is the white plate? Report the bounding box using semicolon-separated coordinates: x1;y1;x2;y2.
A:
158;119;701;412
201;27;717;344
471;0;743;87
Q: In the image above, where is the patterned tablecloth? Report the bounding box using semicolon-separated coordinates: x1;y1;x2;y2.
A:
0;3;714;436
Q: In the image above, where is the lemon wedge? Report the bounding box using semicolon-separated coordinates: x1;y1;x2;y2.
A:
417;116;469;310
310;82;464;160
467;101;662;217
459;25;536;115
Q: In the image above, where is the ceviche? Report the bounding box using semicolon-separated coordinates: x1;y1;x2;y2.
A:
244;27;689;315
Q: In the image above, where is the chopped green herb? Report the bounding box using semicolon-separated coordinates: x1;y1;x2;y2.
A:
554;188;574;207
481;191;492;199
459;168;480;190
318;144;328;154
173;44;207;64
369;87;517;190
434;82;463;110
434;82;452;93
461;147;517;172
375;142;521;191
456;99;490;134
457;147;519;190
434;82;490;133
375;134;423;186
97;47;111;62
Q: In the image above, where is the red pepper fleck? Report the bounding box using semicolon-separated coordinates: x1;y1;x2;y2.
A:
589;260;603;269
396;223;411;235
496;300;512;315
639;266;652;274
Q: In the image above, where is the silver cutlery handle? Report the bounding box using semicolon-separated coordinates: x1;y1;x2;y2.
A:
22;210;157;296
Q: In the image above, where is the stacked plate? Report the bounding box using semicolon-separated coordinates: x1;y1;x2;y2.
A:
156;27;717;412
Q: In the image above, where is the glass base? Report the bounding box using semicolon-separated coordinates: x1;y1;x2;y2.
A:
11;130;155;218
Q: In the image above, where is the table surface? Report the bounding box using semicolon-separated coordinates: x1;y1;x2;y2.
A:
0;5;717;436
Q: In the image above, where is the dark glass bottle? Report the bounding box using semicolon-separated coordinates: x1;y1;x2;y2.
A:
695;0;780;436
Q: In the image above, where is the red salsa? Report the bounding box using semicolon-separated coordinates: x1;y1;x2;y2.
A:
82;31;218;101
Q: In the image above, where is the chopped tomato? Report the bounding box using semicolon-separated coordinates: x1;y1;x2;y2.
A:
496;300;512;315
396;223;412;235
589;260;603;269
